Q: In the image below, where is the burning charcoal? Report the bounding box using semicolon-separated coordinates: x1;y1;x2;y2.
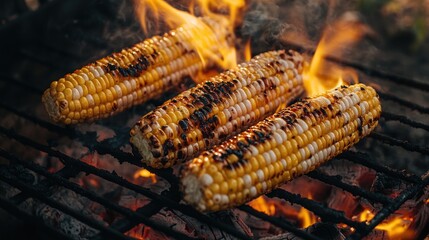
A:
126;208;253;239
327;189;358;218
306;223;345;240
260;222;345;240
33;188;106;239
319;158;376;188
236;208;282;238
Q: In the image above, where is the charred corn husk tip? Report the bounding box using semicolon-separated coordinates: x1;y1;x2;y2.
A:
42;17;232;124
181;83;381;212
130;50;305;168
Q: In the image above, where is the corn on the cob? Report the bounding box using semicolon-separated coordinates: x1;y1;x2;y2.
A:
130;50;305;168
42;18;232;124
181;83;381;212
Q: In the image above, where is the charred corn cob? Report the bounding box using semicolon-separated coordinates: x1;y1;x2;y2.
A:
181;83;381;212
42;18;233;124
130;50;305;168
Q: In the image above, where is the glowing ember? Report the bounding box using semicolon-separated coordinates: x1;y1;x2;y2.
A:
133;169;157;183
134;0;244;76
303;16;370;97
357;209;414;239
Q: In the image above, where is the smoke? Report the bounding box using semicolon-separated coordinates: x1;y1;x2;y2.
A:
240;0;358;52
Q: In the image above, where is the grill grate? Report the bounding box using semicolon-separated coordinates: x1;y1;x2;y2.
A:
0;0;428;239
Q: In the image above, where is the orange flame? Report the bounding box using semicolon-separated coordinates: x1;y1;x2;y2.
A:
133;169;157;183
133;0;244;75
249;195;318;228
248;196;276;216
303;16;370;97
297;194;318;228
244;39;252;62
357;209;414;239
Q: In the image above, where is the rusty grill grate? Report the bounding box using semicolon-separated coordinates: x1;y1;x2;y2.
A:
0;0;428;239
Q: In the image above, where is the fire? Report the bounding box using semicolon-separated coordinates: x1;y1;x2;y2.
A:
297;194;318;228
248;196;276;216
356;209;414;239
134;0;245;78
133;169;157;183
244;39;252;62
249;195;318;228
303;16;369;97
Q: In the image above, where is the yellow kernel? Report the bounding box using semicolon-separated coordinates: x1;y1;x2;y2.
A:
64;88;73;100
73;112;81;120
207;165;218;175
105;88;114;102
50;81;58;89
226;169;237;178
106;102;113;112
80;97;89;109
100;105;106;114
209;183;220;194
296;135;304;148
81;85;88;96
228;179;237;193
94;79;103;92
291;154;298;167
81;110;87;119
256;155;266;168
74;100;82;112
86;81;96;94
235;165;245;177
167;111;178;123
237;178;244;191
68;101;75;111
87;108;93;118
99;92;107;103
93;106;100;116
278;144;287;157
220;182;228;194
64;80;74;89
243;160;252;173
75;75;85;85
227;154;238;163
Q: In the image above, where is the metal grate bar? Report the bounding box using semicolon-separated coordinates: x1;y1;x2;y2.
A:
96;201;166;239
0;170;133;240
381;111;429;132
0;102;75;137
378;92;429;114
0;126;253;240
238;205;323;240
9;166;78;205
1;78;427;239
0;149;197;240
348;173;429;240
370;132;429;155
0;196;74;240
306;170;393;204
266;189;366;230
0;101;183;186
0;75;44;95
340;151;422;184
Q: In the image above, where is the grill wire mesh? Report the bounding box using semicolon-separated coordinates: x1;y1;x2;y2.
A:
0;0;428;239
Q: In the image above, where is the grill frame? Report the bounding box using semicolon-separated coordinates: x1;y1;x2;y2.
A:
0;0;428;239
